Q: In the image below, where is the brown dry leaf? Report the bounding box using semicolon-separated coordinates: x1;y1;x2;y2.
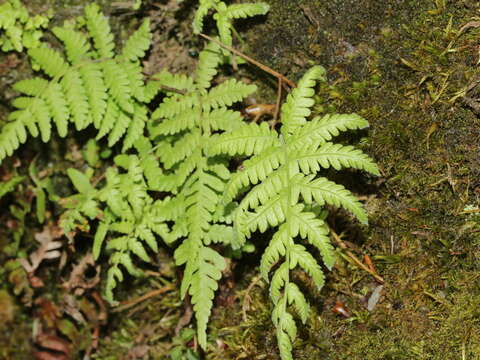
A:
35;333;71;355
61;295;87;324
62;253;100;296
458;20;480;36
33;351;69;360
35;298;61;330
18;224;64;276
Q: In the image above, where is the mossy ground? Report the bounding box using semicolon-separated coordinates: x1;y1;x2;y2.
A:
1;0;480;359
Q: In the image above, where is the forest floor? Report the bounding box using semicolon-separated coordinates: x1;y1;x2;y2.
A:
1;0;480;359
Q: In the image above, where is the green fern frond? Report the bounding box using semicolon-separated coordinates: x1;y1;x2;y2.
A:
226;3;270;18
281;66;327;134
62;155;167;303
84;3;114;59
288;113;369;148
103;59;134;113
62;69;90;130
193;0;221;34
209;122;280;156
28;46;69;78
293;142;380;175
152;70;196;93
203;79;256;111
193;0;269;47
79;63;107;128
148;42;257;349
52;27;91;64
0;5;153;163
120;19;151;61
214;65;378;359
196;41;222;90
291;174;367;223
122;104;147;152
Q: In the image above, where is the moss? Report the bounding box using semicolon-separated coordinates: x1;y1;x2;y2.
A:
221;0;480;358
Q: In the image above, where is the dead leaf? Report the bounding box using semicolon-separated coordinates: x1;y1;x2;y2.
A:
18;224;64;278
35;333;71;355
62;253;100;296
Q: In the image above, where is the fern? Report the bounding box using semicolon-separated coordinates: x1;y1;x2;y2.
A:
0;0;51;52
0;3;155;163
210;66;379;359
147;42;256;349
60;154;169;303
193;0;269;46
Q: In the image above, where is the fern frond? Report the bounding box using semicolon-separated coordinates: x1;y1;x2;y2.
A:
52;27;91;64
188;246;225;348
79;63;108;129
97;99;120;140
288;113;369;148
281;66;326;134
122;104;146;152
291;174;368;224
13;77;49;96
293;142;380;175
84;3;114;59
290;209;335;269
226;3;270;18
0;117;27;161
205;108;244;132
193;0;221;34
214;3;233;46
225;146;284;200
161;130;201;168
61;69;90;130
195;42;222;90
209;122;280;156
150;112;197;136
103;60;134;113
212;65;378;360
44;83;69;137
28;46;69;78
120;19;151;61
203;79;256;111
152;93;199;119
152;70;196;93
34;98;51;142
121;61;146;102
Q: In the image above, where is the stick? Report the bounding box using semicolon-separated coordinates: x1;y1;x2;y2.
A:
330;229;384;284
112;284;175;312
199;33;296;88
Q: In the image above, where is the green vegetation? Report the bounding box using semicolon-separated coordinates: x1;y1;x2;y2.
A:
6;0;478;359
0;1;377;358
0;0;51;52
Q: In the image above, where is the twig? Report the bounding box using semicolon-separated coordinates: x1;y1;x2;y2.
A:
330;229;384;284
199;33;296;89
273;78;282;123
242;275;262;322
112;284;175;312
149;82;187;95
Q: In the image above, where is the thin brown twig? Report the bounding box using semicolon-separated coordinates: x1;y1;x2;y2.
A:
330;229;384;284
112;284;175;312
150;82;187;95
274;78;282;122
198;33;296;89
241;275;262;322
